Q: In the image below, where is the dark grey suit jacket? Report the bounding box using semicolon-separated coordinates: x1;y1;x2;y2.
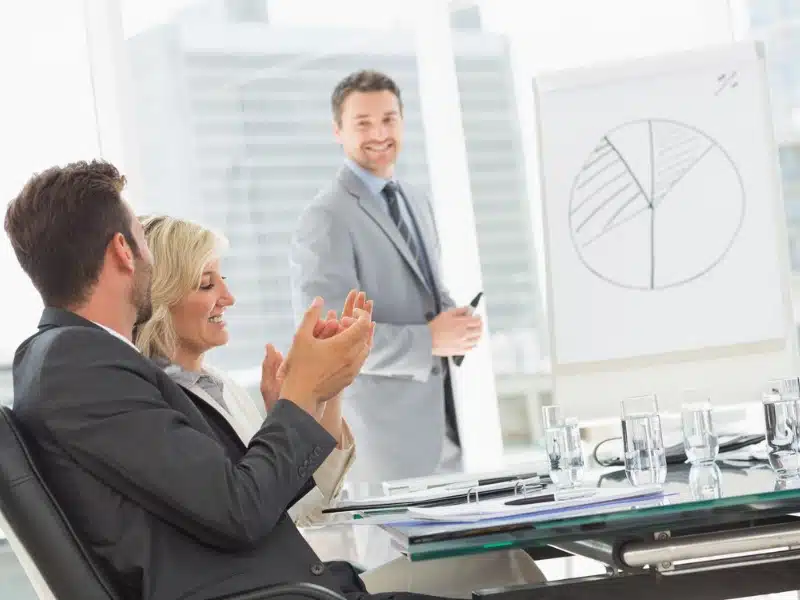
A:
11;308;355;600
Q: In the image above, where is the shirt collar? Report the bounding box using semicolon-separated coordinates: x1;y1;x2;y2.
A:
344;157;396;199
159;360;224;395
92;322;139;352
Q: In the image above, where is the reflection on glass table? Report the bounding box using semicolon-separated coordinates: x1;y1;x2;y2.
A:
384;461;799;561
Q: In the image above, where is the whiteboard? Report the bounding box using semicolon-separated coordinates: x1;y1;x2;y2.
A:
530;41;798;417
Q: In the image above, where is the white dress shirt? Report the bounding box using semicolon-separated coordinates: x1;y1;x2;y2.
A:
92;322;139;351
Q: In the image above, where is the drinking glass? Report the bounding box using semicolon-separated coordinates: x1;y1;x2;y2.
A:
681;390;718;464
763;390;800;477
689;463;722;500
542;405;584;488
621;394;667;486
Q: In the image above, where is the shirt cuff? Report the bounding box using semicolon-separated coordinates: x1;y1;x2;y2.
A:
289;420;356;527
313;419;355;501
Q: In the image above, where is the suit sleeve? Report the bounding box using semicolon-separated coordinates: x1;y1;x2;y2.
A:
209;368;321;513
288;420;355;527
38;330;336;551
290;203;434;382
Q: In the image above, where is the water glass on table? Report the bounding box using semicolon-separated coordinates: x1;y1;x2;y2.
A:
689;463;722;500
621;394;667;486
763;385;800;478
680;390;719;464
541;405;584;489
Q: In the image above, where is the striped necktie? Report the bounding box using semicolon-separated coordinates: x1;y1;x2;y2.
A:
383;181;422;267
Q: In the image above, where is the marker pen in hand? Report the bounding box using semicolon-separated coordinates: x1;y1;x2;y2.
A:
453;291;483;367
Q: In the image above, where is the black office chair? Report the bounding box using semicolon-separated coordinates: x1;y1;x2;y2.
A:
0;407;346;600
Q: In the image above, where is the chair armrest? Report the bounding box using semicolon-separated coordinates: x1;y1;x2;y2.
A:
349;562;367;575
215;582;348;600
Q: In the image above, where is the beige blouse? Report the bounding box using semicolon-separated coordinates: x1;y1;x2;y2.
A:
163;362;355;527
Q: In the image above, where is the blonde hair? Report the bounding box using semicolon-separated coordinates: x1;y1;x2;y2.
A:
134;215;229;361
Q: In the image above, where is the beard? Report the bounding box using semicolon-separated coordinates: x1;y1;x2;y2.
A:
132;257;153;327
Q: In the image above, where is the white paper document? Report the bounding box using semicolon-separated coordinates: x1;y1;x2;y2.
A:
325;476;544;514
407;485;665;522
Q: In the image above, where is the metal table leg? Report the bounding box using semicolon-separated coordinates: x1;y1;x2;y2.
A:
473;554;800;600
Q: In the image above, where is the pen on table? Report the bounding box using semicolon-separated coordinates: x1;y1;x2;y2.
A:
504;489;596;506
388;471;550;494
443;474;544;491
478;473;542;486
504;494;555;506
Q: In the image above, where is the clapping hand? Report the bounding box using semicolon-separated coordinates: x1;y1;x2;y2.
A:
259;344;285;412
260;290;374;412
311;290;374;343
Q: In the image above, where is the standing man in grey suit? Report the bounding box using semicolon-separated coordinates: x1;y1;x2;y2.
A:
290;70;484;484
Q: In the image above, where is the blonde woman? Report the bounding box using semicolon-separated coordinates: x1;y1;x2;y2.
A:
134;215;357;527
134;215;545;598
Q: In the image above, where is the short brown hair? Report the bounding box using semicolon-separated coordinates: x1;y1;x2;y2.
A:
331;69;403;126
4;160;138;308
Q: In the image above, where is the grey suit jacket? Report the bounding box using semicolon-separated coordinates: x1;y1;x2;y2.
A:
11;308;361;600
290;166;456;483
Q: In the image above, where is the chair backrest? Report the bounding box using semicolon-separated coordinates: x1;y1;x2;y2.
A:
0;407;348;600
0;406;123;600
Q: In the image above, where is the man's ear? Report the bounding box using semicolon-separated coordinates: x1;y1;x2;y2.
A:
333;119;343;144
108;232;135;273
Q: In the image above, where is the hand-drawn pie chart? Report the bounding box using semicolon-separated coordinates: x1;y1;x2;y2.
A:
568;119;745;290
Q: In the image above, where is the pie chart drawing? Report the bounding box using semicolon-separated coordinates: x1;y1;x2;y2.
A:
568;119;745;290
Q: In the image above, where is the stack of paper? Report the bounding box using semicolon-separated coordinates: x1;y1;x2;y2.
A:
323;476;544;514
407;485;666;522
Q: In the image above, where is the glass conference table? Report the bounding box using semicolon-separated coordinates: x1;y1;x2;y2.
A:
377;461;800;599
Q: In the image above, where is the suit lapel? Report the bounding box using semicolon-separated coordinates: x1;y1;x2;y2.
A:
180;389;248;460
338;166;433;295
183;383;248;443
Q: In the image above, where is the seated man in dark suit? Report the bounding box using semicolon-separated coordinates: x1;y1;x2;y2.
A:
3;160;448;600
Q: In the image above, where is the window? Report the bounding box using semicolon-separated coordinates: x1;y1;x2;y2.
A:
102;0;742;455
0;1;99;384
0;3;101;596
740;7;800;272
